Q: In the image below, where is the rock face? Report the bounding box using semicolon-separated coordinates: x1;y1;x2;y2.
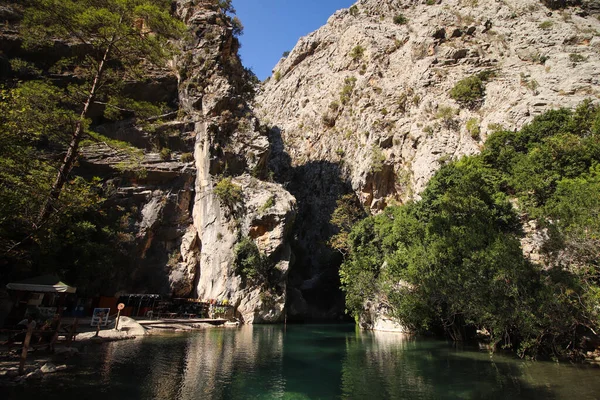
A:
3;0;599;325
172;0;296;323
257;0;600;324
80;1;298;322
0;1;297;323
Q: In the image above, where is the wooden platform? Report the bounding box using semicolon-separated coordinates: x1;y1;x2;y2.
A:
136;318;228;326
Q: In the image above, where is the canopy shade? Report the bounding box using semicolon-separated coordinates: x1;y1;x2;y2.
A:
6;274;76;294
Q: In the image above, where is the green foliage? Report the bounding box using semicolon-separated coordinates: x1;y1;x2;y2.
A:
370;145;386;173
328;194;366;255
393;14;408;25
340;76;357;105
466;118;481;139
233;237;271;286
435;105;458;120
218;0;235;14
341;102;600;358
450;75;486;108
539;20;554;30
436;106;459;131
20;0;185;223
181;152;194;163
23;0;185;69
259;196;275;213
214;177;243;212
450;70;495;109
569;53;588;63
520;73;539;93
159;147;172;161
0;83;130;292
349;45;365;60
231;16;244;37
274;70;282;82
9;58;42;77
349;5;359;16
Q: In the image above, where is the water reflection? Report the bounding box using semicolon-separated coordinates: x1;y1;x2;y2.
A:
2;325;600;400
339;329;596;400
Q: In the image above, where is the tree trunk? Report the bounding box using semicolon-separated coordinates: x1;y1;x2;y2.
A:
37;44;112;224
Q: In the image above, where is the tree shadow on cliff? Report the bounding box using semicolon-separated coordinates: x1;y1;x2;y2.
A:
268;126;353;322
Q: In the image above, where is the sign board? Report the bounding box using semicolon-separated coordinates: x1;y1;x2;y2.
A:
91;308;110;327
117;303;125;311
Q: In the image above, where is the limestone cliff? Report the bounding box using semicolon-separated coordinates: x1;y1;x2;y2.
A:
171;1;296;323
257;0;600;324
0;0;296;323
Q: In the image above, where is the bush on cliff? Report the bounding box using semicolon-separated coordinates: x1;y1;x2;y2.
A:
233;237;272;287
340;101;600;359
214;177;243;212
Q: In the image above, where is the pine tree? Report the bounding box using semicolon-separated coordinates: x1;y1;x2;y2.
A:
21;0;184;223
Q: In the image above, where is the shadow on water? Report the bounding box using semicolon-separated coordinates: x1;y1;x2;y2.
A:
268;126;353;321
3;325;600;400
340;330;564;400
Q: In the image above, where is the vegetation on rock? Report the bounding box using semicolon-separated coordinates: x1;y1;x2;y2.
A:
340;102;600;359
214;177;244;212
233;237;272;287
329;194;367;256
0;81;136;292
450;70;495;109
22;0;184;223
393;14;408;25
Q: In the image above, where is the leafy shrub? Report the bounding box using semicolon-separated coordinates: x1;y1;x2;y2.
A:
435;105;458;120
214;177;243;211
466;118;481;139
231;16;244;36
539;20;553;30
520;73;539;93
349;5;359;16
436;106;459;130
233;237;270;285
9;58;41;76
340;76;357;105
569;53;587;63
393;14;408;25
180;152;194;162
341;102;600;359
450;75;485;108
349;45;365;60
328;194;366;255
218;0;235;13
274;70;282;82
159;148;172;161
259;196;275;213
370;145;386;173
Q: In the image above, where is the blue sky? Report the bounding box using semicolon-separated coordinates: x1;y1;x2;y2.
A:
233;0;356;81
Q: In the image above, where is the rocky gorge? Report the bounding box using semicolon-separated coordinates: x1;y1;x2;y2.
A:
257;0;600;328
1;0;600;329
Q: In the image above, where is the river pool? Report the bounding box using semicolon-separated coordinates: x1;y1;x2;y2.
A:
2;324;600;399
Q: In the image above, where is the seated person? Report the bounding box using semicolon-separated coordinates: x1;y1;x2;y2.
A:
38;314;60;344
16;315;36;330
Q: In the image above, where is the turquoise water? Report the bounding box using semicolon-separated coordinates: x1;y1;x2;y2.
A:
3;324;600;399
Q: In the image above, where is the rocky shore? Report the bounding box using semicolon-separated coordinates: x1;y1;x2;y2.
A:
0;316;234;385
